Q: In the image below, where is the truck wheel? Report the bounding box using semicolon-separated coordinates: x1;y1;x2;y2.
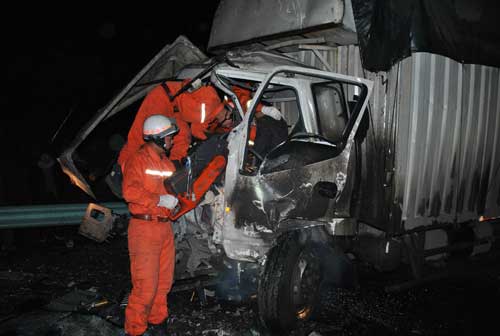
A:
258;231;323;333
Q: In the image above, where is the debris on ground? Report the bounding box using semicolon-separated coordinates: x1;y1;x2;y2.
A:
0;270;34;281
202;329;231;336
1;226;499;335
45;289;101;312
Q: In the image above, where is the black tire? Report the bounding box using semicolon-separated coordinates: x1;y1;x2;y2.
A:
258;231;324;334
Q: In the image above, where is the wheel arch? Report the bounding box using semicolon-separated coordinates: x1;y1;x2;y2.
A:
257;226;357;333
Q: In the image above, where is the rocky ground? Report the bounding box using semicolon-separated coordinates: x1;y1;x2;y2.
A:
0;226;499;336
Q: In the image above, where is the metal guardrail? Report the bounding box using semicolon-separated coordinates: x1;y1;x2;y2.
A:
0;202;129;229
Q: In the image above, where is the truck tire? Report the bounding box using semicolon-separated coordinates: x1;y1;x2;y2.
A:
258;231;324;333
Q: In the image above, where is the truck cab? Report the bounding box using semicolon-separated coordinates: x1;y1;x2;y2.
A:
57;36;376;333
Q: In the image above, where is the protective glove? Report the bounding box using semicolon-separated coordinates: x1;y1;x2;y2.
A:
157;194;179;210
261;105;282;120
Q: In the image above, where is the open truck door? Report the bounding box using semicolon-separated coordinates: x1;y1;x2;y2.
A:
222;65;372;237
57;35;207;199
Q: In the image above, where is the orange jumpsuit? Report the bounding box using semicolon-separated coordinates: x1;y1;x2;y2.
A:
223;86;261;140
232;86;263;143
231;85;263;114
176;85;225;140
118;82;191;169
181;86;263;140
122;143;177;336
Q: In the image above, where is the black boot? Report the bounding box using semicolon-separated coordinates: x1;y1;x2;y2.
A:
147;320;168;336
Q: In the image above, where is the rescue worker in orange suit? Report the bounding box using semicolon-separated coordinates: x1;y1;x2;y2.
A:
121;115;180;336
182;86;288;150
180;84;284;143
172;83;228;141
118;80;224;171
231;85;282;120
230;85;287;155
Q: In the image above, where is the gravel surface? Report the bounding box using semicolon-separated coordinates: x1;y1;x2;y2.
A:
1;226;499;335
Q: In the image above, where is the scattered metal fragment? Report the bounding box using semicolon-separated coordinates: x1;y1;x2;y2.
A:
209;304;221;312
0;271;33;281
204;288;215;297
45;289;100;312
202;329;231;336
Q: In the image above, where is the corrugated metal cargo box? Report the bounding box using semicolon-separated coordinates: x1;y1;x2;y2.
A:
286;47;500;232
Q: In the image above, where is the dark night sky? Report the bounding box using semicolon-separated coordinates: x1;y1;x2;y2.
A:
2;3;221;205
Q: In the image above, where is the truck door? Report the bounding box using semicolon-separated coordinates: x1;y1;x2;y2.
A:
57;35;207;198
225;66;372;232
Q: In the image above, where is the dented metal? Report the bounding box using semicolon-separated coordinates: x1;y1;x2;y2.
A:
217;61;372;261
58;36;373;266
52;1;500;321
208;0;357;52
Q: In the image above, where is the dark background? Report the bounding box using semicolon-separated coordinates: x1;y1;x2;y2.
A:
2;3;221;205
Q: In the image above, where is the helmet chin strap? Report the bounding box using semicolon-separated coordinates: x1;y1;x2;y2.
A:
162;143;171;156
150;137;171;156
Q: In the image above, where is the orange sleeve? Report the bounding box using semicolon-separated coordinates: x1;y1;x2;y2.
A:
118;144;132;169
169;118;191;161
118;86;174;168
256;102;263;113
232;86;250;110
231;85;262;114
249;124;257;141
122;154;160;210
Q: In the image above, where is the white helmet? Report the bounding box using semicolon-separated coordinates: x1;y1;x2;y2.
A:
143;115;179;143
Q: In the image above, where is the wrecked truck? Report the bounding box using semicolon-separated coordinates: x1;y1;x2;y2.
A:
58;31;500;334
